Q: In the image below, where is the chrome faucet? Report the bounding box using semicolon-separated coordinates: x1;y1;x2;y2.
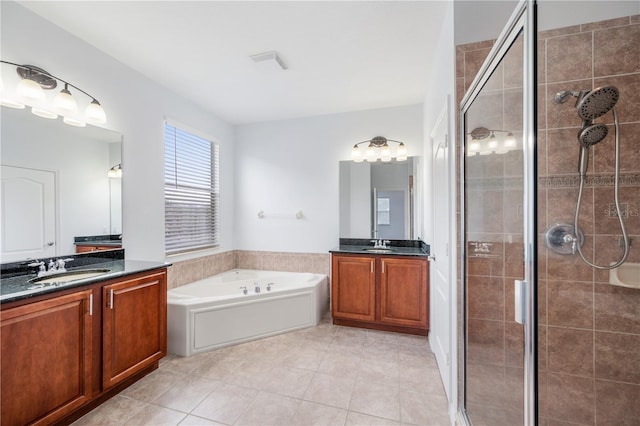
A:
239;286;248;295
266;283;274;291
370;239;390;249
29;257;74;277
254;281;261;294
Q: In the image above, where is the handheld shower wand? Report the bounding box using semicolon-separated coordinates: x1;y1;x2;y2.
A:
552;85;630;270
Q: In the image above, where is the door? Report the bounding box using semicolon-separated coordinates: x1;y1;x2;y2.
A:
1;290;93;426
430;99;453;399
331;255;376;321
379;256;428;329
459;1;537;425
103;271;167;389
1;165;56;261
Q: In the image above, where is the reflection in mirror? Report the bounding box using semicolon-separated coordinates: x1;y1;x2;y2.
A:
0;106;122;262
339;157;420;240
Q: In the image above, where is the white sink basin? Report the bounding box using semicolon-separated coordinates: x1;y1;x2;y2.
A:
29;269;111;285
609;263;640;289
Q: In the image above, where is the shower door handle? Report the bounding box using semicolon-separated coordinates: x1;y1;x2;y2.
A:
514;280;527;325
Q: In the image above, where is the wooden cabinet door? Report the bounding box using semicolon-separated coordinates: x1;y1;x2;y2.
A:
331;255;376;321
379;257;428;328
102;271;166;389
1;290;93;426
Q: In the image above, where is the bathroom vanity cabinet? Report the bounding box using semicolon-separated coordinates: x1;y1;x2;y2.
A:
331;253;429;335
0;268;167;426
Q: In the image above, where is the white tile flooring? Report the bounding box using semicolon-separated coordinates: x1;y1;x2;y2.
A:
73;316;451;425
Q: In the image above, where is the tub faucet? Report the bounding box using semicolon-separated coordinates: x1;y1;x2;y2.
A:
254;281;261;294
266;283;274;291
239;286;248;295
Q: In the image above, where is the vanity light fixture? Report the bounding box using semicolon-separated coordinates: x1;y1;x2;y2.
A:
0;60;107;127
467;126;517;156
108;164;122;178
351;136;408;163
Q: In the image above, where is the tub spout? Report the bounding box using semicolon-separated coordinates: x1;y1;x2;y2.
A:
254;281;261;293
239;286;248;295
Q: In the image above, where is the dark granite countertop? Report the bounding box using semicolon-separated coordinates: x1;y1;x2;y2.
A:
74;234;123;247
329;238;430;257
0;250;169;304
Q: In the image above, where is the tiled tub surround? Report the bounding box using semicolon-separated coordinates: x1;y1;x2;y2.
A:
167;250;330;290
457;14;640;426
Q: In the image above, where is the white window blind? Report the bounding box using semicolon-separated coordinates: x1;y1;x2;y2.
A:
164;122;219;254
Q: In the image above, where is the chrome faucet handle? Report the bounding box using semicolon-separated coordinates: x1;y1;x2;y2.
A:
239;286;248;295
383;240;390;248
266;283;274;291
254;281;261;293
48;259;57;271
370;239;378;247
56;258;74;271
28;260;46;275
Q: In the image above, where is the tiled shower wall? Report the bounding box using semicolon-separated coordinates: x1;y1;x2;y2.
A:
167;250;330;289
537;15;640;426
457;14;640;426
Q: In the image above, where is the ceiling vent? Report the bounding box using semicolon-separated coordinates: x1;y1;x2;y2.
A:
250;51;287;72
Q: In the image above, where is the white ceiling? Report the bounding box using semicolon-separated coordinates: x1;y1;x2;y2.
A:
19;1;448;124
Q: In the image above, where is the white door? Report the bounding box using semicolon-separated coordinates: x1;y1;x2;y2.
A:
430;101;453;400
1;165;56;262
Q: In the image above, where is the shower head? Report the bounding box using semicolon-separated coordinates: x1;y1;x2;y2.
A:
576;85;619;121
578;123;609;147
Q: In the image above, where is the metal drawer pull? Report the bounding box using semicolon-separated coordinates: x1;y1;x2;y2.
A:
89;294;93;316
109;289;114;309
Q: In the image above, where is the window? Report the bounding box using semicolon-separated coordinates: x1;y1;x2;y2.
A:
164;122;219;254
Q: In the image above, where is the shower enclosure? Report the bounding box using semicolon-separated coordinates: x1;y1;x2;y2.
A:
457;0;640;424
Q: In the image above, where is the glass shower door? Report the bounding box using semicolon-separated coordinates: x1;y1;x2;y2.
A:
459;1;537;425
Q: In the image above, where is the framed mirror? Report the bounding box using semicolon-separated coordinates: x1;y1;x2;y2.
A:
1;106;122;262
339;156;420;240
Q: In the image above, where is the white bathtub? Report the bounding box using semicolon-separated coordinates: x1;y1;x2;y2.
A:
167;269;328;356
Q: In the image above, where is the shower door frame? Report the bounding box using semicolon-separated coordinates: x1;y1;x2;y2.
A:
458;0;538;425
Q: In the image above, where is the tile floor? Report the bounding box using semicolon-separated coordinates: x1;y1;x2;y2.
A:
73;316;451;425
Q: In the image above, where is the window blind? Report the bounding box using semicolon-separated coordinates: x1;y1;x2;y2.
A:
164;123;219;254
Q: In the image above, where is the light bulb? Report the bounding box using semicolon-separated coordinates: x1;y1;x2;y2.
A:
504;133;517;149
381;144;391;162
396;143;407;161
16;78;46;105
63;116;86;127
351;145;362;162
31;107;57;119
1;98;25;109
85;99;106;124
53;84;78;115
365;145;376;162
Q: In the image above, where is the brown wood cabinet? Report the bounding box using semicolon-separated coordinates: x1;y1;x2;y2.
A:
0;268;167;426
331;255;376;321
76;245;122;253
331;253;429;335
102;272;166;389
0;290;93;426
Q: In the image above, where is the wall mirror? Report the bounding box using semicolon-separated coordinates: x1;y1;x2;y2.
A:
1;106;122;262
339;156;420;240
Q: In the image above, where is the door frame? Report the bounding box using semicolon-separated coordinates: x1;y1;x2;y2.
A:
458;0;538;424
